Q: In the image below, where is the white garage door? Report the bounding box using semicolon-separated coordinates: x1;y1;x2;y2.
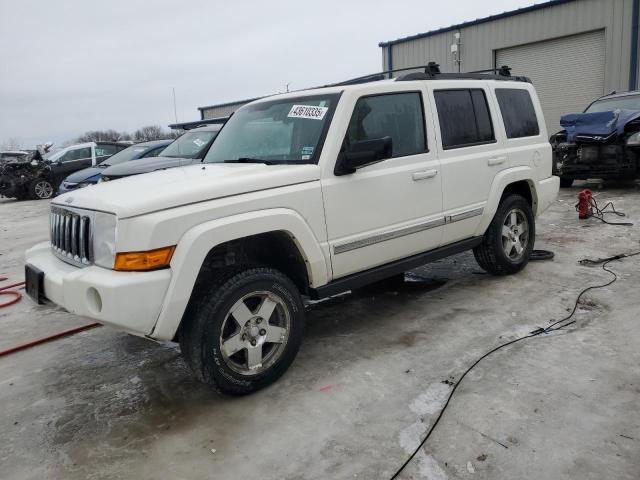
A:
496;30;605;134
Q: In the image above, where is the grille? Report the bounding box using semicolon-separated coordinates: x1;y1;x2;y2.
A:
50;206;93;266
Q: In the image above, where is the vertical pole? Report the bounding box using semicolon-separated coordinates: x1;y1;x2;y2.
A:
172;87;178;124
630;0;639;90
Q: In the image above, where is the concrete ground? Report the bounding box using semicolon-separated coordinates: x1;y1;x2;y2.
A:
1;182;639;480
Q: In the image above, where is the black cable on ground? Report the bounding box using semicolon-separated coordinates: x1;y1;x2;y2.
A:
530;249;555;261
389;250;640;480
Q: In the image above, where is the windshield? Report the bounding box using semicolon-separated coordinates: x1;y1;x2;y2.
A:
204;94;339;164
161;131;217;158
99;144;155;166
585;94;640;113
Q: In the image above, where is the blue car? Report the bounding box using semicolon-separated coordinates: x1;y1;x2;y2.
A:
58;139;172;194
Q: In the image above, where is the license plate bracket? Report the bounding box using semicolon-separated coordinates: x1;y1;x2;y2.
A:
25;264;45;304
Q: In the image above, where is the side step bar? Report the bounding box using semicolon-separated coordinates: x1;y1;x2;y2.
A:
309;237;483;300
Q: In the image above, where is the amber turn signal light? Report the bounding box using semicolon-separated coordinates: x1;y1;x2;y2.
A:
114;246;176;271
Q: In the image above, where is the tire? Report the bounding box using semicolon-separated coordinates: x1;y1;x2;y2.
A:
559;177;574;188
473;194;535;276
179;266;305;395
29;179;55;199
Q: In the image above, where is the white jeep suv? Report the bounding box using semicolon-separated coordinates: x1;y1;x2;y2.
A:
25;68;559;394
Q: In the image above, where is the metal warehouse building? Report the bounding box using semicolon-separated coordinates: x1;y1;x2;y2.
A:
196;0;640;133
380;0;640;133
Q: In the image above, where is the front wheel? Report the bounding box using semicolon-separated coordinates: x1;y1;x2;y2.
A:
30;179;55;199
473;194;535;275
179;267;305;395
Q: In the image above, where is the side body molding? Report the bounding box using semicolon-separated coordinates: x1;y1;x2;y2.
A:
474;166;538;236
150;208;328;341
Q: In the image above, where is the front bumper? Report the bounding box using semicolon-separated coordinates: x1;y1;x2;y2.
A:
552;142;638;178
25;242;171;337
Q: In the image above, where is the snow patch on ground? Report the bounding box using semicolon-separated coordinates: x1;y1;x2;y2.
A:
410;382;451;416
397;382;452;478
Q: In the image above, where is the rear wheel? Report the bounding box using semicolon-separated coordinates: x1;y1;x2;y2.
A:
30;179;54;199
474;194;535;275
179;266;305;395
559;177;574;188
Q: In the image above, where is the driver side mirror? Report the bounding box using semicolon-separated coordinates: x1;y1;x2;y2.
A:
334;136;392;176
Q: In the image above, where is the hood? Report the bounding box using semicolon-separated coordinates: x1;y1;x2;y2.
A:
101;156;197;178
64;166;103;183
560;109;640;142
53;163;321;218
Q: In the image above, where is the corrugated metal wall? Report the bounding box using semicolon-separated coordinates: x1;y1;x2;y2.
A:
497;29;606;132
381;0;636;94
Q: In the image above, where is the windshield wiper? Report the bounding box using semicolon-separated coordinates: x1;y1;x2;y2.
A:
224;158;276;165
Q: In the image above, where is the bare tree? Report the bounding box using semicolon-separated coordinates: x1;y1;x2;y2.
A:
76;130;131;143
133;125;174;142
0;137;23;151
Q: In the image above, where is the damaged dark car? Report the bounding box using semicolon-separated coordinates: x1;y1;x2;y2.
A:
551;91;640;187
0;142;127;200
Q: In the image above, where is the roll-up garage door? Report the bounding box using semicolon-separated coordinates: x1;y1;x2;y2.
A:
496;30;605;134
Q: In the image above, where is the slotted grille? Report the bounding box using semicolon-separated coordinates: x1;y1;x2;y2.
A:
50;206;93;266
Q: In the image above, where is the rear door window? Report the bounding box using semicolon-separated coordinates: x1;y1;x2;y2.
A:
63;147;92;162
495;89;540;138
345;92;427;157
433;89;495;149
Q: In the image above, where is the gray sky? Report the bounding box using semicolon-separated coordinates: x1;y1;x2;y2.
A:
0;0;535;147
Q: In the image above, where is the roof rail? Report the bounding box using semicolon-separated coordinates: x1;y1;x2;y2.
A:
321;62;530;88
395;63;530;83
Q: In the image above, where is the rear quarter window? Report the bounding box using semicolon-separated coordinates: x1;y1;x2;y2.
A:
433;89;495;149
495;89;540;139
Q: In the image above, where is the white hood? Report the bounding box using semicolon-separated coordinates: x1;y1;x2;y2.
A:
53;163;321;218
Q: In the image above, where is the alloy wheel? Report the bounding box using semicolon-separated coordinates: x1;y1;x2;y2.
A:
219;291;290;375
34;181;53;199
501;208;529;260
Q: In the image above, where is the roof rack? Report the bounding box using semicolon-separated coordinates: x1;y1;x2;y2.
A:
323;62;530;88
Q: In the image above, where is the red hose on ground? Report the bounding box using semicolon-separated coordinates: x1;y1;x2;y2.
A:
0;323;101;357
0;276;102;357
0;276;25;308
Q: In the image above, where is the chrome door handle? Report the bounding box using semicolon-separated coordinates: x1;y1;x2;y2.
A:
412;169;438;181
487;156;507;166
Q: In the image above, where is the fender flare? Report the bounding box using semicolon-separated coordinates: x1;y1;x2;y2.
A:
474;167;538;236
149;208;328;341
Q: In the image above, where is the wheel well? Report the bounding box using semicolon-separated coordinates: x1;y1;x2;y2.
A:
173;231;310;342
501;180;536;211
196;231;309;294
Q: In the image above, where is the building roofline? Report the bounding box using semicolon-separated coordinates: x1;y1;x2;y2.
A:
197;96;266;111
378;0;575;47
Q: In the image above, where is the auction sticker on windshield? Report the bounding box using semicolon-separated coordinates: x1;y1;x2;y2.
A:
288;105;328;120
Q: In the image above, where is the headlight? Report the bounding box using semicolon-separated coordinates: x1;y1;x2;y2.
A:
93;212;117;268
626;132;640;146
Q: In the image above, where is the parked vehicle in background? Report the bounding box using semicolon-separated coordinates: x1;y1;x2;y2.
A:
100;124;222;182
0;151;34;164
58;139;172;194
0;142;128;200
551;90;640;187
25;66;558;394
